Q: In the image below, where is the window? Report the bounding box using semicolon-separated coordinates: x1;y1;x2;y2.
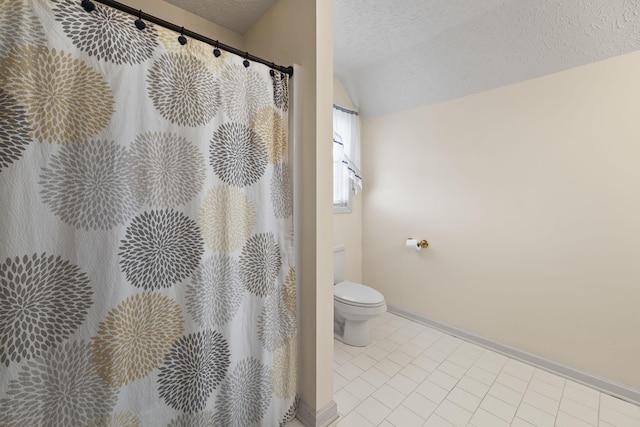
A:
333;105;362;213
333;139;351;211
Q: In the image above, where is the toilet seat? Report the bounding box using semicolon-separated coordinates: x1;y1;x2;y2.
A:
334;281;385;307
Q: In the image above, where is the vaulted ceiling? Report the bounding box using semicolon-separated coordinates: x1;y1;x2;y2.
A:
166;0;640;118
165;0;278;34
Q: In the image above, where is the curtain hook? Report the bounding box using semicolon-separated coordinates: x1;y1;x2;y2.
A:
270;62;275;77
243;52;250;68
81;0;96;12
213;40;221;57
135;10;146;30
178;27;187;45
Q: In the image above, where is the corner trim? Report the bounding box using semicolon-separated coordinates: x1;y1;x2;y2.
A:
296;399;339;427
387;304;640;406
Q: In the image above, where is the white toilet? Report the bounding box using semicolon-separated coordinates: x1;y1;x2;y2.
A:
334;245;386;346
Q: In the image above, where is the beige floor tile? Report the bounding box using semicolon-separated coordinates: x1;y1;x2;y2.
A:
423;414;456;426
375;358;403;377
402;392;438;419
466;366;497;386
335;361;364;381
349;353;377;371
516;402;555;427
343;377;376;401
355;396;392;425
558;397;598;425
399;363;430;383
457;375;490;398
487;382;523;407
415;379;450;404
334;389;361;416
468;408;510;427
479;395;517;422
332;312;640;427
387;372;419;395
562;382;599;409
434;399;473;426
372;384;406;409
359;367;391;388
336;410;374;427
521;389;560;415
386;404;426;427
446;387;482;412
555;411;594;427
495;371;528;393
428;369;459;391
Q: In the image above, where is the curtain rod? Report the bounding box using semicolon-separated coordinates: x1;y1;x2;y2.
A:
333;104;358;115
87;0;294;76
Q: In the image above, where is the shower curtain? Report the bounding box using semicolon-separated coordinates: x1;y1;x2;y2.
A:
0;1;296;426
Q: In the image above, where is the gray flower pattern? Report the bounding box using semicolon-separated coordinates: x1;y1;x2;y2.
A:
158;330;231;413
52;0;158;64
0;341;118;426
210;122;267;187
147;53;220;126
220;64;270;124
239;233;282;297
272;72;289;112
0;0;47;58
0;2;295;423
258;288;297;351
0;254;93;366
0;89;31;172
213;358;273;427
129;132;205;207
119;210;203;289
279;397;299;427
39;140;139;230
271;163;293;218
167;411;215;427
187;255;244;328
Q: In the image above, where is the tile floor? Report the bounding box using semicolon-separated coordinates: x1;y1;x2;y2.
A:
291;311;640;427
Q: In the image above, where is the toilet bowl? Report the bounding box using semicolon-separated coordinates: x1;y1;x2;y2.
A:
334;281;386;346
333;245;386;347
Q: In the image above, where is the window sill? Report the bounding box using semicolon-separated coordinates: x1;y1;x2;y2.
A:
333;205;352;214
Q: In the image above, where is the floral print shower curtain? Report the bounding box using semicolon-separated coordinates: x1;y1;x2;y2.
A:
0;1;297;426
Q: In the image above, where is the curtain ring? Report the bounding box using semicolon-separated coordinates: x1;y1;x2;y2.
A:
213;40;221;57
243;52;250;68
81;0;96;12
178;27;187;45
135;9;146;30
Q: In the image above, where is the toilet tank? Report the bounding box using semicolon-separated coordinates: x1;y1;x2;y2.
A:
333;245;345;284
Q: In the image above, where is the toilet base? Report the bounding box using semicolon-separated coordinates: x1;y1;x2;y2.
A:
334;319;371;347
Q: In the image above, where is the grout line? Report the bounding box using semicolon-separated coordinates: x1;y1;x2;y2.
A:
554;372;567;422
387;306;640;406
334;312;640;427
597;391;602;425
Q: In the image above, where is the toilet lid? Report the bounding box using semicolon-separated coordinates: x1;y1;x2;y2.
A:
334;281;385;305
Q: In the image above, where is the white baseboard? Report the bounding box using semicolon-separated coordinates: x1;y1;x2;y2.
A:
296;399;339;427
387;305;640;406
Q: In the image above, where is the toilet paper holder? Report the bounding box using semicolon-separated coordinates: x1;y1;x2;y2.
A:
407;238;429;249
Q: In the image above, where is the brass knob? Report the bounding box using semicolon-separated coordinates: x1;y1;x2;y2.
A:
418;240;428;249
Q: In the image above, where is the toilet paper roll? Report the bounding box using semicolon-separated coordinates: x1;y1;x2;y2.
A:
406;239;421;251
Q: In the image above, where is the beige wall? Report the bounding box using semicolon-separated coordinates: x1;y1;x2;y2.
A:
118;0;244;47
333;77;363;282
246;0;335;413
363;51;640;390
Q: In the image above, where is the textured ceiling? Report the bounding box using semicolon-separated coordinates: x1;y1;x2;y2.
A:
335;0;640;117
163;0;640;118
164;0;277;34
